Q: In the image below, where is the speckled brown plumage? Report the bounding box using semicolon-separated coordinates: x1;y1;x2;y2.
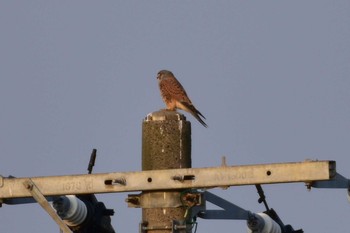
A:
157;70;207;127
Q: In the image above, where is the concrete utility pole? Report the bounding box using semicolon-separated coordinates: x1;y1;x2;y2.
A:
0;110;341;233
141;110;191;233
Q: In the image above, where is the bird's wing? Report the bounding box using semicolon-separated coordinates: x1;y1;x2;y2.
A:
162;76;192;103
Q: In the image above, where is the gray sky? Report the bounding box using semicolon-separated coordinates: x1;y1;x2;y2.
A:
1;1;349;232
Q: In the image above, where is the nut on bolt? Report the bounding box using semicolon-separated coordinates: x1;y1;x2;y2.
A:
126;195;140;206
181;193;201;207
23;181;33;190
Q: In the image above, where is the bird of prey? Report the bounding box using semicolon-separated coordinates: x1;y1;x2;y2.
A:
157;70;207;127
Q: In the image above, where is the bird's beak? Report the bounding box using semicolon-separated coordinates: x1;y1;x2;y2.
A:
156;74;160;80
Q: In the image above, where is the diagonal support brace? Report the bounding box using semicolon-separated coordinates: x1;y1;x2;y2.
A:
23;179;72;233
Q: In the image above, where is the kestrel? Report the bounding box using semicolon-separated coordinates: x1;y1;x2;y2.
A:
157;70;207;128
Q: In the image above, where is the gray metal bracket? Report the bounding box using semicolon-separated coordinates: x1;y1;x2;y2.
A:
311;172;350;189
194;191;251;220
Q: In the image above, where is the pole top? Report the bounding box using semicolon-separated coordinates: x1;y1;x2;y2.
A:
145;110;187;122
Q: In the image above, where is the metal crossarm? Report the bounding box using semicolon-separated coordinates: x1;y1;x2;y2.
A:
0;160;335;200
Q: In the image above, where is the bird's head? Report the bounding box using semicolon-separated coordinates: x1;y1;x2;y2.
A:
157;70;174;81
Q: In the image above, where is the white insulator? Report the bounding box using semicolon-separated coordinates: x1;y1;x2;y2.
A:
247;213;281;233
62;195;88;226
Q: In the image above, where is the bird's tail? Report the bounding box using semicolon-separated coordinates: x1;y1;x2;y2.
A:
181;102;207;128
